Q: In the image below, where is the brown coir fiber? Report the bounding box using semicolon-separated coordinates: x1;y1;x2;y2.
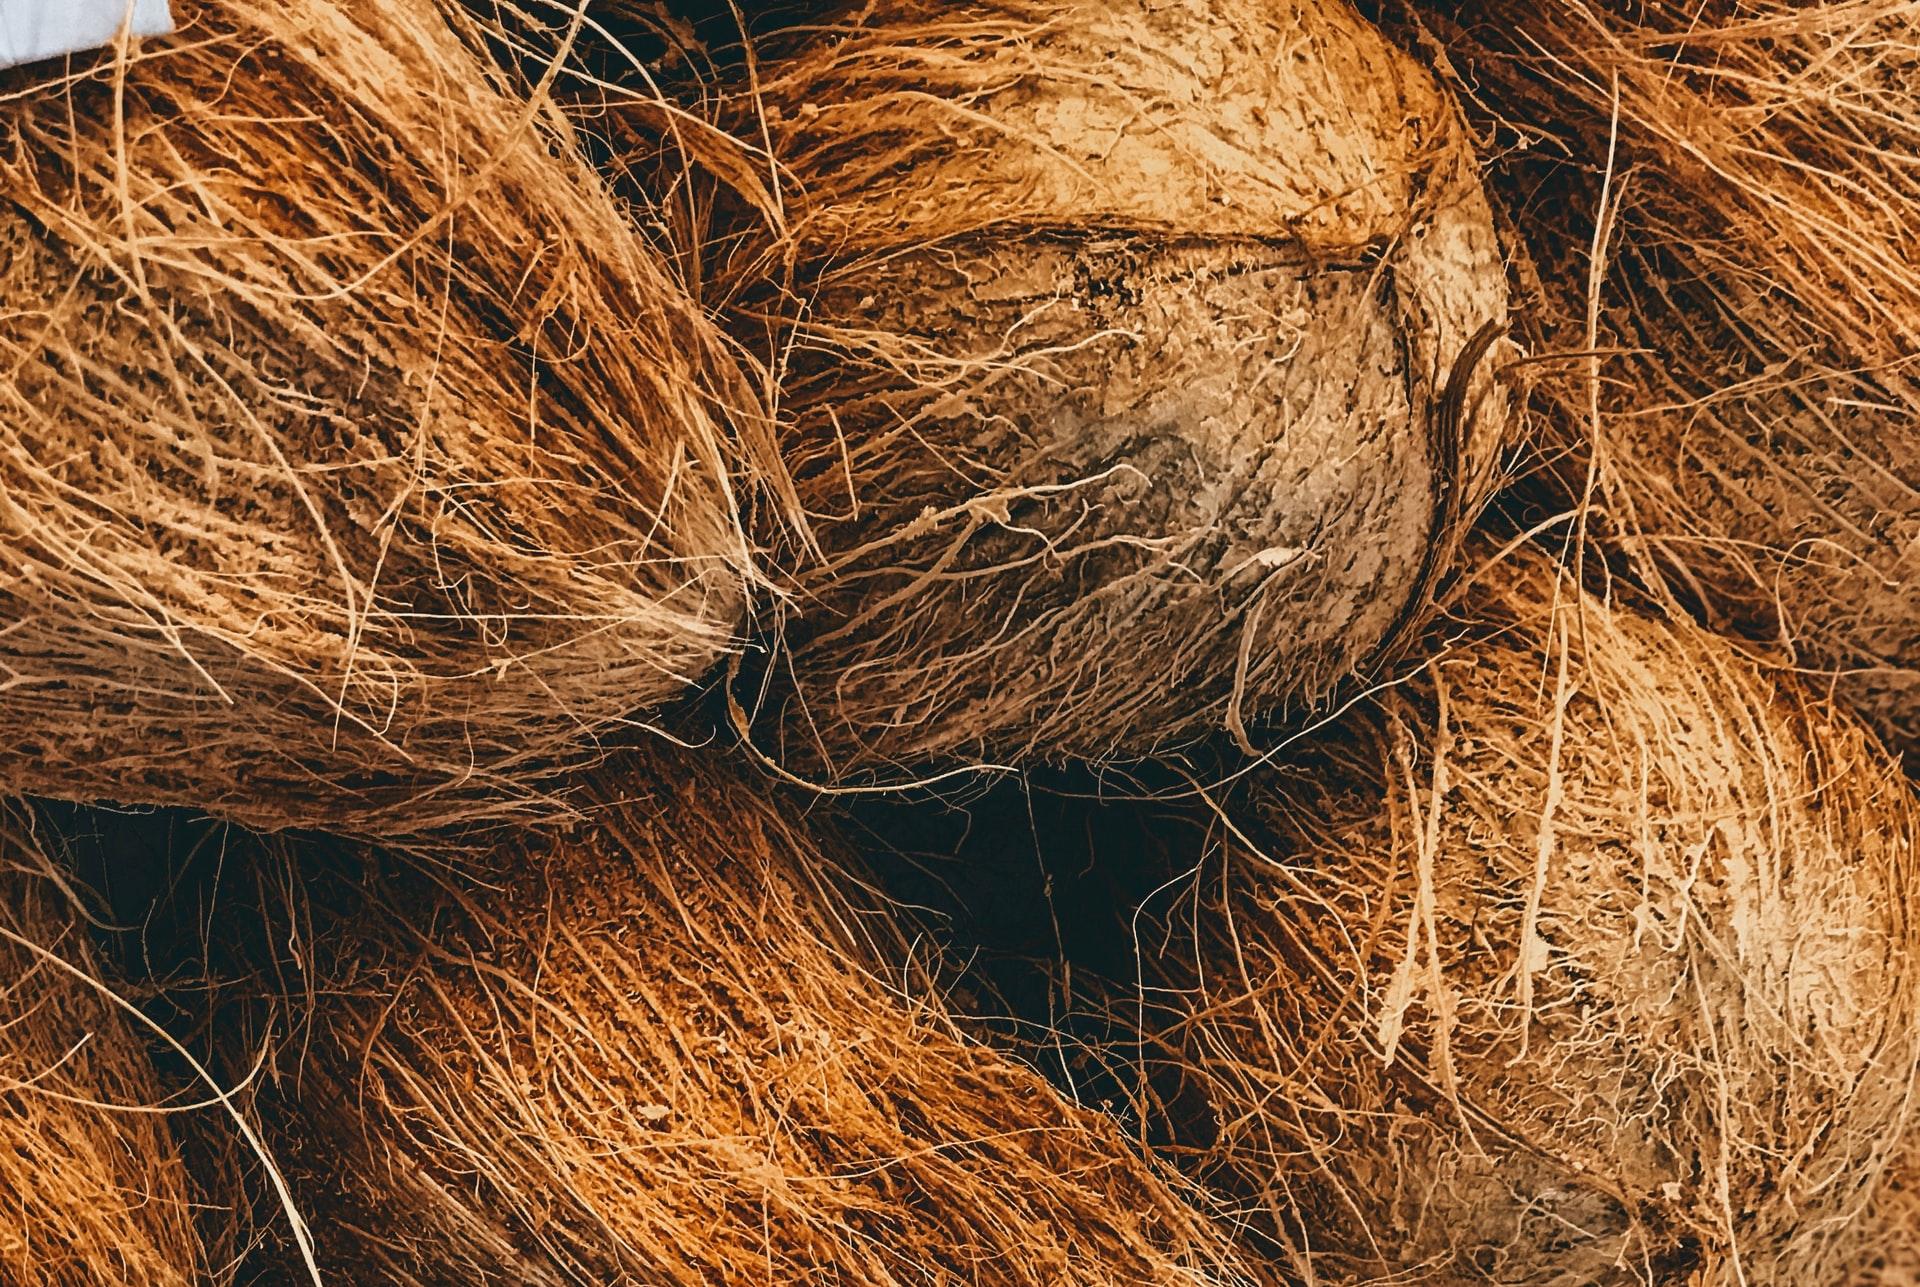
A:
1407;0;1920;760
1119;544;1920;1284
0;807;203;1286
211;762;1265;1286
1846;1162;1920;1285
713;0;1512;776
0;0;772;834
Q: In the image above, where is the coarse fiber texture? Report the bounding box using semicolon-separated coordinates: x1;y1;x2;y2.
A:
207;761;1265;1286
1846;1162;1920;1285
1411;0;1920;760
0;0;769;835
713;0;1511;776
0;806;204;1287
1118;544;1920;1284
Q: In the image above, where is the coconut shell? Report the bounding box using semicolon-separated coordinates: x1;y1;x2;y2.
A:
718;0;1512;775
1118;545;1920;1283
0;0;771;834
0;808;204;1286
1405;0;1920;762
203;761;1266;1286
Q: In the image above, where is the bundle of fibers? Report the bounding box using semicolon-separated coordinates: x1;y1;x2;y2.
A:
1117;544;1920;1284
209;761;1265;1286
0;0;769;834
1402;0;1920;759
0;806;204;1286
711;0;1512;776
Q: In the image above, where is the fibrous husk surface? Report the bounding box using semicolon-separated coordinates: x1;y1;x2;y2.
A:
1407;0;1920;760
1118;544;1920;1284
0;806;204;1287
206;760;1265;1286
0;0;770;835
718;0;1512;775
1845;1161;1920;1285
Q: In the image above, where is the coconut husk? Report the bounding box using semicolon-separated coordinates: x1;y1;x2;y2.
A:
1399;0;1920;761
197;760;1266;1286
1112;543;1920;1284
0;0;778;835
688;0;1514;776
0;806;204;1286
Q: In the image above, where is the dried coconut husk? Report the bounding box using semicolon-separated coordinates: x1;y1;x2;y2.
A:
705;0;1513;776
1399;0;1920;759
204;761;1266;1286
0;806;204;1286
1116;543;1920;1284
0;0;776;835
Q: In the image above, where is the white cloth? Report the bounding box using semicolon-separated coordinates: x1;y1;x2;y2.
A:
0;0;173;70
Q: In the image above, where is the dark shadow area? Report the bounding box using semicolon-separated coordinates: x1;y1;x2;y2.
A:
835;760;1214;1130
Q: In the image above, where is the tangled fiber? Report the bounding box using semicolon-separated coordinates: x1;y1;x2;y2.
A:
1115;543;1920;1284
0;0;773;835
698;0;1512;776
1846;1161;1920;1285
1406;0;1920;759
199;759;1264;1285
0;806;203;1286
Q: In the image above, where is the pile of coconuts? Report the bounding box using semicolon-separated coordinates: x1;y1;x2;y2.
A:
2;0;1915;1285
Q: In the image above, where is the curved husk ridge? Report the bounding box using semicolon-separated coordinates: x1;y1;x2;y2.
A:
0;0;772;834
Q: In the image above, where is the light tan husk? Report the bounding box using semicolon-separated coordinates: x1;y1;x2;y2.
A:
688;0;1513;776
202;760;1267;1286
1121;543;1920;1284
0;806;204;1287
0;0;777;835
1406;0;1920;759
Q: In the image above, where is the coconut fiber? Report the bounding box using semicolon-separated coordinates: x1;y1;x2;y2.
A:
695;0;1512;776
0;0;774;835
1846;1160;1920;1286
1114;543;1920;1283
0;805;203;1287
1407;0;1920;762
195;758;1266;1286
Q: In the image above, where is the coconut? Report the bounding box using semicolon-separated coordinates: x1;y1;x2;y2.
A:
199;760;1266;1286
0;0;776;835
706;0;1512;776
1115;544;1920;1283
0;807;204;1286
1402;0;1920;760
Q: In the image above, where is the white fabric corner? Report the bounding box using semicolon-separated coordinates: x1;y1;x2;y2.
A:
0;0;173;70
